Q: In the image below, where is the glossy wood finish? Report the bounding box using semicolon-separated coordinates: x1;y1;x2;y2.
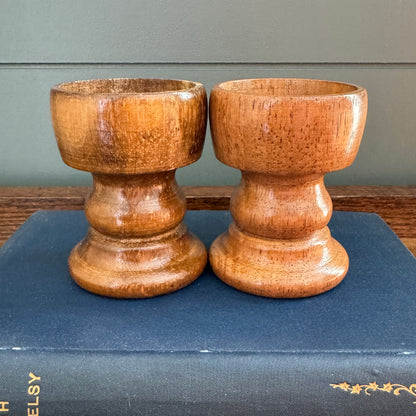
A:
1;186;416;254
50;78;207;298
209;78;368;298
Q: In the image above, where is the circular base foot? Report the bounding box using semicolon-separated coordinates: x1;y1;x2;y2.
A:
68;223;207;298
209;223;348;298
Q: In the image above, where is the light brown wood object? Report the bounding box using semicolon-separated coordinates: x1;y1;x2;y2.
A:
50;78;207;298
209;78;368;298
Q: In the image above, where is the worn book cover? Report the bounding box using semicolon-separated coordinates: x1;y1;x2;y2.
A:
0;210;415;415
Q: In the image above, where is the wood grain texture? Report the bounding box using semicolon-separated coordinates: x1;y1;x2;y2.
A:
209;78;368;298
49;78;207;298
401;238;416;257
2;64;416;188
1;186;416;237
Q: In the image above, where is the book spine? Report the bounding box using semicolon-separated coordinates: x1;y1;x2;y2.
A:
0;350;415;415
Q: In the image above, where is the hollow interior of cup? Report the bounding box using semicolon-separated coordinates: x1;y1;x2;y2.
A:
54;78;197;95
217;78;360;97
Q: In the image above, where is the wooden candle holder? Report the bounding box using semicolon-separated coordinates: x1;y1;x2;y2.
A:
209;78;368;298
50;78;207;298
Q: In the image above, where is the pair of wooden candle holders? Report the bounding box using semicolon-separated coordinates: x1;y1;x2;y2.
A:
50;78;368;299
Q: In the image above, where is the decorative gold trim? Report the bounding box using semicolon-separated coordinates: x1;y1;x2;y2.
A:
330;382;416;404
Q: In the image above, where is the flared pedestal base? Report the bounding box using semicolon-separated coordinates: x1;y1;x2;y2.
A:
210;223;348;298
69;223;207;298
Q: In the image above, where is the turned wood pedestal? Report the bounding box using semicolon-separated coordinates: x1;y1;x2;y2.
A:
50;78;208;298
209;78;368;298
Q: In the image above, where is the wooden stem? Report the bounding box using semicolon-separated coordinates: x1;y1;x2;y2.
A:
86;172;186;238
232;172;333;239
210;172;348;298
69;171;207;298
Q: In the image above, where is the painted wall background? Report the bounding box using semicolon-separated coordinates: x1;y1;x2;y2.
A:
1;0;415;187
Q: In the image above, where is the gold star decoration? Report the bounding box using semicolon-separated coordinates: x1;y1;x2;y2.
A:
351;384;362;394
330;381;416;404
382;383;393;392
368;382;379;391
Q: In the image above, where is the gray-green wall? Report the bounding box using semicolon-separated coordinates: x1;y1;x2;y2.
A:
1;0;415;186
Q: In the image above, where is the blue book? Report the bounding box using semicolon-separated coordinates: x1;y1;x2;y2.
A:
0;210;416;415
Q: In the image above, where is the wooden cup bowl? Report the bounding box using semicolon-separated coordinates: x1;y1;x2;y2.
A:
209;78;368;298
50;78;208;298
